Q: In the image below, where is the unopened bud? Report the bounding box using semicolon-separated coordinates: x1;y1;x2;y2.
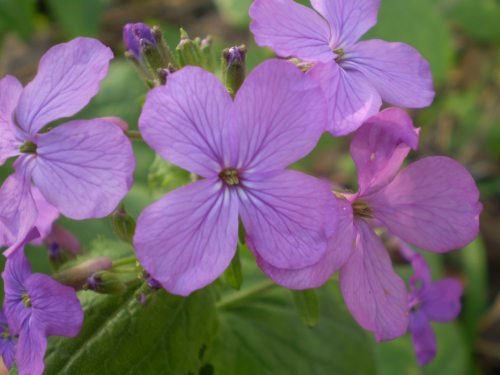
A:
55;257;113;289
111;204;136;244
84;271;127;295
123;23;156;59
222;45;246;97
176;28;208;68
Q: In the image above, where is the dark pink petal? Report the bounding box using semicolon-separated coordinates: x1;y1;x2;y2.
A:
15;38;112;136
16;325;47;375
343;40;435;108
239;170;336;269
30;188;59;246
134;179;239;296
235;59;326;173
409;309;436;366
32;119;135;220
308;61;381;136
421;278;462;322
0;158;37;252
255;196;354;289
351;108;419;195
249;0;333;63
310;0;380;48
340;220;408;341
139;67;233;178
26;273;83;337
367;157;481;252
0;75;23;165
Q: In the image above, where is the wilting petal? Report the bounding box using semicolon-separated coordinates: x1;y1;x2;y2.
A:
255;196;354;288
340;220;408;341
0;75;23;165
25;273;83;337
139;67;233;178
409;310;436;366
15;38;112;136
32;119;135;220
250;0;333;63
367;157;481;252
235;59;326;173
30;188;59;246
310;0;380;48
0;158;37;251
239;170;336;269
134;179;239;296
343;40;435;108
421;279;462;322
16;326;47;375
351;108;419;195
308;61;381;136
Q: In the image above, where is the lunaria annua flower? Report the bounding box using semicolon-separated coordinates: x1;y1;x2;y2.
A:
250;0;435;136
256;108;481;341
0;309;16;370
0;37;136;254
134;59;338;296
2;229;83;375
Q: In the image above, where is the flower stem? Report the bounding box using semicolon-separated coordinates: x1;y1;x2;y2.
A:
216;280;277;309
112;256;137;268
125;130;143;141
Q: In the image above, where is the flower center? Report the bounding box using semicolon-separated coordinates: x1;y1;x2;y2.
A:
20;140;37;154
219;168;240;186
22;292;32;308
333;48;345;62
352;200;373;219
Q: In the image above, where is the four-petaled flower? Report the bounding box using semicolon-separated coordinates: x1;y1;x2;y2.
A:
256;108;480;341
250;0;435;135
134;59;338;296
0;37;136;253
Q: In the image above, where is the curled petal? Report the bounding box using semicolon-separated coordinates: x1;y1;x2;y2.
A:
16;325;47;375
239;170;336;269
0;75;23;165
250;0;333;62
340;220;408;341
15;37;113;136
32;119;135;220
421;278;463;322
409;310;436;366
31;188;59;246
134;179;239;296
367;157;481;252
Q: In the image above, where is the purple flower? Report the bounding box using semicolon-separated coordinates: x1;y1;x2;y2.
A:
404;250;462;365
0;38;136;252
256;108;481;341
134;59;337;296
0;310;16;370
2;230;83;375
250;0;435;136
123;23;156;58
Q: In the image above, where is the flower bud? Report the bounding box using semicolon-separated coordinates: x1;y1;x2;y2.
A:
222;45;246;97
176;28;214;70
123;23;156;59
111;204;136;244
54;257;113;290
84;271;127;295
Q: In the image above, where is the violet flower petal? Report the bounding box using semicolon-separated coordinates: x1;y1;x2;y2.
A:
249;0;333;63
134;179;239;296
421;278;463;322
307;60;381;136
409;309;436;366
340;220;408;341
30;188;59;246
238;170;336;269
32;119;135;220
343;39;435;108
367;156;482;252
235;59;326;173
0;75;23;165
16;325;47;375
15;38;113;136
139;66;233;178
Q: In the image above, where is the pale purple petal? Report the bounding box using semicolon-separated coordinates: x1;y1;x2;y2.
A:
238;170;336;269
343;40;435;108
367;157;481;252
139;67;233;178
0;75;23;165
235;59;326;173
340;220;408;341
408;252;432;290
30;188;59;246
134;179;239;296
0;158;37;252
409;309;436;366
16;325;47;375
32;119;135;220
249;0;333;63
351;108;419;196
421;278;462;322
0;337;16;370
308;61;381;136
255;196;354;289
310;0;380;48
25;273;83;337
15;37;113;136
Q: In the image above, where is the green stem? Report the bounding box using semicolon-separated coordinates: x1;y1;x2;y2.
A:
111;267;137;274
125;130;143;141
216;280;277;309
112;256;137;268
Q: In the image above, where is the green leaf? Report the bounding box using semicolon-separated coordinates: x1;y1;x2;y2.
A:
291;289;320;327
47;0;104;38
148;154;192;198
223;246;243;290
42;286;218;374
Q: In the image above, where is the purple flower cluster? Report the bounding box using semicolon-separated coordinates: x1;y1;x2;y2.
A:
0;0;482;371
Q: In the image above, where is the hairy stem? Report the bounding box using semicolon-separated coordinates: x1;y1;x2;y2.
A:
216;280;277;309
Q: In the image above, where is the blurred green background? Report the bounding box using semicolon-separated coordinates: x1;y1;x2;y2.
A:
0;0;499;374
